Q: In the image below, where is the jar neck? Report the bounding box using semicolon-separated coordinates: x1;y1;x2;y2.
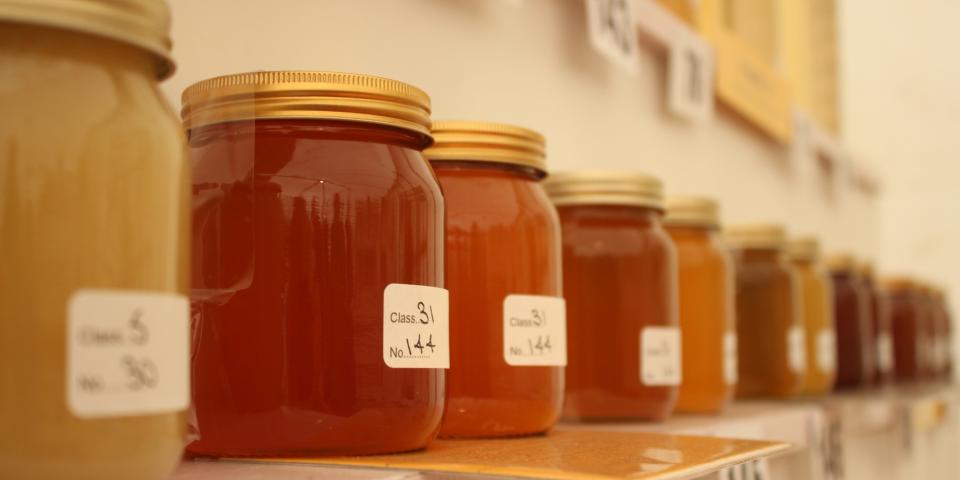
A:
0;22;156;80
429;160;544;181
188;119;432;151
557;204;663;225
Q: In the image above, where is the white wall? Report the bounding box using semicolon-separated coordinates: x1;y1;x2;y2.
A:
839;0;960;373
162;0;879;258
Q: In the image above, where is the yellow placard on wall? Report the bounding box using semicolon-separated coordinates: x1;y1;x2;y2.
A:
659;0;794;143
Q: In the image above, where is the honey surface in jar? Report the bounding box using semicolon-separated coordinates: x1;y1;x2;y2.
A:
427;122;564;438
827;254;874;389
547;172;679;421
185;72;446;456
787;238;836;396
727;224;805;398
665;197;736;414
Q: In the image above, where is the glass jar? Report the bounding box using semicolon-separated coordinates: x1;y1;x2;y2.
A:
916;284;938;379
726;224;805;398
424;122;564;438
933;288;953;379
787;238;836;396
664;197;735;414
0;2;188;479
827;254;874;389
184;72;447;456
859;263;893;385
546;172;679;421
885;278;921;382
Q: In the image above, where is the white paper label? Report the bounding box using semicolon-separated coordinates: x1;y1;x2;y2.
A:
816;329;837;374
788;326;807;373
724;331;738;385
877;333;894;373
668;37;715;121
383;284;449;369
66;289;189;419
503;294;567;366
584;0;639;73
641;326;682;386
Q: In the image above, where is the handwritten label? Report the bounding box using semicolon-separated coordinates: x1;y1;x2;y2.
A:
503;294;567;366
668;37;715;121
641;326;682;386
585;0;639;72
383;284;449;369
816;329;837;374
66;289;189;418
877;332;894;374
724;331;738;385
788;326;807;373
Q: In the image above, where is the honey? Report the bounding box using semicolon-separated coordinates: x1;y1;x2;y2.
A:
665;197;736;413
547;172;679;420
787;238;836;396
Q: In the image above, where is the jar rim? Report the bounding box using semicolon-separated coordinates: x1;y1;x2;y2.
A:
181;71;433;138
544;170;664;210
0;0;174;79
425;121;546;174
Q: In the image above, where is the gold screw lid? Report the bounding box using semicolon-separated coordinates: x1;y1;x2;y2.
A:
857;260;875;279
787;236;822;261
882;276;914;292
663;196;720;228
543;171;664;210
424;121;547;174
181;71;433;138
724;223;787;249
0;0;174;79
825;253;857;272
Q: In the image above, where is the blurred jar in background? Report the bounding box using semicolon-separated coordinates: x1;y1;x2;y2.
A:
0;1;188;479
787;238;836;396
726;224;805;398
547;172;679;421
426;121;564;438
859;262;894;385
916;284;939;379
665;196;736;414
827;254;874;389
885;277;922;382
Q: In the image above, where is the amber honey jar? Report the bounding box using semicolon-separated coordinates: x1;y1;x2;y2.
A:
884;277;922;381
931;287;953;379
664;197;735;414
184;71;447;456
424;121;564;438
787;238;836;396
915;283;938;379
545;172;679;421
726;224;805;398
0;1;189;479
859;262;893;385
827;254;874;389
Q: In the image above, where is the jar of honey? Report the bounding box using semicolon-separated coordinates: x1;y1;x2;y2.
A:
884;277;921;382
916;284;938;379
827;254;874;389
932;287;953;379
787;238;836;396
424;121;564;438
545;172;679;421
664;197;735;414
859;262;893;385
726;224;805;398
0;2;188;479
184;71;447;456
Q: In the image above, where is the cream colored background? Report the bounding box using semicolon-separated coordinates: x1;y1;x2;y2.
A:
161;0;957;368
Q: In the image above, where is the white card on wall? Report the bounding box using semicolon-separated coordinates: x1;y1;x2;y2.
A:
585;0;640;73
383;283;449;369
788;326;807;373
67;289;189;419
503;294;567;366
641;326;682;386
724;331;739;385
668;36;715;121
